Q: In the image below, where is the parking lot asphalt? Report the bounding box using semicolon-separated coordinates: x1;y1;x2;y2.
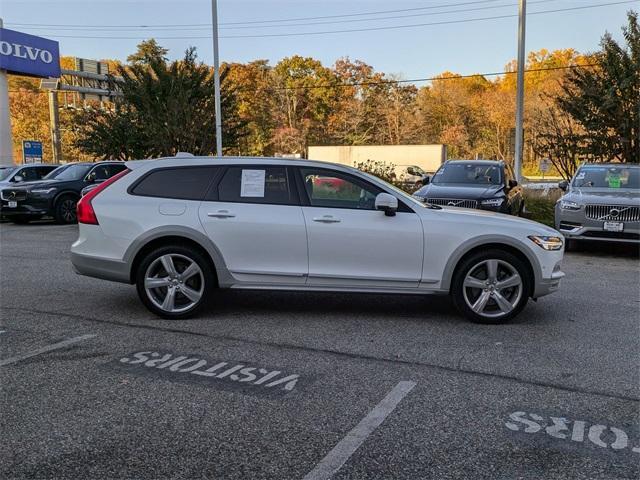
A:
1;222;638;480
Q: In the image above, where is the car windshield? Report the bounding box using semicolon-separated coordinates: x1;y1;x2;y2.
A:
0;166;16;181
432;163;502;185
44;164;92;181
572;165;640;189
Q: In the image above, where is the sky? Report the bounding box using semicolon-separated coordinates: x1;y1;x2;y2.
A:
1;0;637;80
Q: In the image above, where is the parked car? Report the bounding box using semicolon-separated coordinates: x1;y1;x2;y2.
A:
0;163;58;187
413;160;524;215
555;163;639;246
70;156;564;324
0;164;59;220
80;179;104;197
0;161;127;224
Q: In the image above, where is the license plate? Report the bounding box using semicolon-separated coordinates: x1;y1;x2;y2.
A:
7;201;17;208
604;221;624;232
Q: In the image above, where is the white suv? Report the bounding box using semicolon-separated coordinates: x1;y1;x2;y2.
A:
71;157;564;324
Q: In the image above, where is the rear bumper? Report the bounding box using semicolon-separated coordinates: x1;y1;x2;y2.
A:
71;251;131;284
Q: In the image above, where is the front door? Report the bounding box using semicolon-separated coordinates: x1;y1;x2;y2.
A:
296;167;424;289
198;165;308;285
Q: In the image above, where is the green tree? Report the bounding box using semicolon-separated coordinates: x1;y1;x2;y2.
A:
557;11;639;162
127;39;169;65
73;47;245;159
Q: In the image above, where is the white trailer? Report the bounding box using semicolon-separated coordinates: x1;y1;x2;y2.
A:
307;145;447;186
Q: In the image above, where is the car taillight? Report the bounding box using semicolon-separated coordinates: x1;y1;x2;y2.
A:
77;168;131;225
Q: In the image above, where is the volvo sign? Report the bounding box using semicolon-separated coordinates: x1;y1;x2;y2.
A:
0;28;60;78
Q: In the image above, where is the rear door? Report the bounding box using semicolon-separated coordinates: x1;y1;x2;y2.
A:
198;165;308;285
296;167;423;289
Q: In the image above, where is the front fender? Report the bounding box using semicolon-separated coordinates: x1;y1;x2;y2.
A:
439;234;542;294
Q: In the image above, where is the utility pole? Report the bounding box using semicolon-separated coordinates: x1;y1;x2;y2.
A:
211;0;223;156
0;18;14;164
48;91;62;162
514;0;527;182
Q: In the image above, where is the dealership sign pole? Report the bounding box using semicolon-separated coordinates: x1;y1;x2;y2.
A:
0;22;61;164
0;19;13;164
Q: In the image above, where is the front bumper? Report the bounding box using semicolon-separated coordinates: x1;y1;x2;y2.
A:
0;197;53;217
555;206;640;243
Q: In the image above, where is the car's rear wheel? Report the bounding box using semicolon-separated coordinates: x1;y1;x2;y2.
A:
451;249;531;324
135;245;215;319
54;195;78;224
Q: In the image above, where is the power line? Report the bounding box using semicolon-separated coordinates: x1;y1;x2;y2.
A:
26;1;636;40
275;64;599;90
5;0;503;28
8;64;598;95
10;1;556;32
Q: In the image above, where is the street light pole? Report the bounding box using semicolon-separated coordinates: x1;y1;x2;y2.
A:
514;0;526;182
211;0;223;157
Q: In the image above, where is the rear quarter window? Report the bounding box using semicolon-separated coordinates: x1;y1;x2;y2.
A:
130;167;218;200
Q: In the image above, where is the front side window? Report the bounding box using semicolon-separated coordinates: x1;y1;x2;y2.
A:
217;167;292;205
131;167;218;200
300;168;381;210
432;163;502;185
572;165;639;189
16;167;40;182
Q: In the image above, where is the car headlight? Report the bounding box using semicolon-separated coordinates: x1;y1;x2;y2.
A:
559;200;580;210
480;198;504;207
528;235;563;251
30;188;57;195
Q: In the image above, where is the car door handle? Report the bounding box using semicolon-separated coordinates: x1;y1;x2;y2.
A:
208;210;235;218
313;215;341;223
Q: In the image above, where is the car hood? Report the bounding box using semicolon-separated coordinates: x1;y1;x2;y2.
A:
564;188;639;204
1;179;68;191
420;204;559;235
414;183;503;199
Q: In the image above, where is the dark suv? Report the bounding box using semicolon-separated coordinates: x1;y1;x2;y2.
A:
412;160;524;215
0;162;127;224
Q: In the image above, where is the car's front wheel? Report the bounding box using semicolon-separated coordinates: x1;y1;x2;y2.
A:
54;195;78;224
135;245;215;319
451;249;531;324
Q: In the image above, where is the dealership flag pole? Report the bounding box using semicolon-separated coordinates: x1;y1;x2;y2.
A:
0;18;15;164
211;0;223;156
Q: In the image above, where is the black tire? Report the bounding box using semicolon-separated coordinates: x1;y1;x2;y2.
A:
11;216;32;224
135;245;215;319
564;239;577;252
54;195;78;224
451;249;532;324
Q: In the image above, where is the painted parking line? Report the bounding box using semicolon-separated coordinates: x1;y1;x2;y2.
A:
0;334;96;367
303;380;417;480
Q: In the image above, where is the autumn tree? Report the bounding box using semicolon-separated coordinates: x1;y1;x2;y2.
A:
557;11;639;162
127;39;169;65
73;47;245;159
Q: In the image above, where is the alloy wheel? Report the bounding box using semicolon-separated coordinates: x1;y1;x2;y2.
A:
462;259;523;318
144;253;205;313
61;199;77;222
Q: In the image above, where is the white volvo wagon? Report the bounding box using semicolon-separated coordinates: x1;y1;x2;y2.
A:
71;157;564;323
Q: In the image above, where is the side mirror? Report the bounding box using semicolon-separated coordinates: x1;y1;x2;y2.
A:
375;193;398;217
558;180;568;191
508;179;518;189
13;175;24;183
422;175;430;185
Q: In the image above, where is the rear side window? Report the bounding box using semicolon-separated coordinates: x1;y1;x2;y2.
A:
217;166;293;205
131;167;218;200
